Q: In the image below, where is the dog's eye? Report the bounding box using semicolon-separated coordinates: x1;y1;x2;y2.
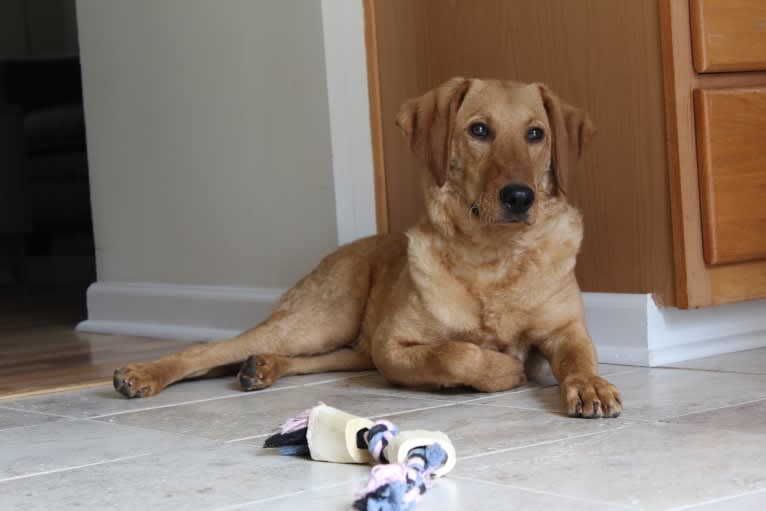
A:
469;122;491;139
526;127;544;143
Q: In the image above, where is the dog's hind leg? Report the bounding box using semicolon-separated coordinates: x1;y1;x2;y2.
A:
113;240;375;398
237;348;374;390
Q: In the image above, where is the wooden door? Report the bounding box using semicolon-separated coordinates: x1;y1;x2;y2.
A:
364;0;676;303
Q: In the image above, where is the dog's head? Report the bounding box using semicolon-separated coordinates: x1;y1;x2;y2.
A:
396;78;594;226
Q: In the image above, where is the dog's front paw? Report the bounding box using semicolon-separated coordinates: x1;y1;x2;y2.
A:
113;364;167;398
560;374;622;418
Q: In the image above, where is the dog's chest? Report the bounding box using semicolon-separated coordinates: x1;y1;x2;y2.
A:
410;245;546;344
407;215;581;347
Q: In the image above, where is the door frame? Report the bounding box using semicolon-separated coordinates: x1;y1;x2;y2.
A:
321;0;380;244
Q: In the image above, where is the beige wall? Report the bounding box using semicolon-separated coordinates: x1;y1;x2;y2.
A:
76;0;338;288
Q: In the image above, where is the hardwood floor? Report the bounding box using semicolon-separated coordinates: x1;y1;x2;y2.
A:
0;287;198;399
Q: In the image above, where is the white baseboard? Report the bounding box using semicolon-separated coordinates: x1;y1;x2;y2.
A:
78;282;766;366
583;293;766;366
77;282;285;341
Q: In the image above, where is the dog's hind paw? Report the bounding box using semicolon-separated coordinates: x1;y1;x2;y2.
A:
237;354;281;391
113;364;166;398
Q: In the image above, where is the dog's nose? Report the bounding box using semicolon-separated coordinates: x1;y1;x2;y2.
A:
499;184;535;214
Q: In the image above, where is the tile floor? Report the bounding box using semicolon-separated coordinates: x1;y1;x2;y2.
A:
2;349;766;510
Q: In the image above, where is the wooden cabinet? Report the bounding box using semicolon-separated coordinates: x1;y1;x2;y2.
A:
694;88;766;265
662;0;766;306
690;0;766;73
365;0;766;308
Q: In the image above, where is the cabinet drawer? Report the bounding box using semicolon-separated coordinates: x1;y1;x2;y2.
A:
690;0;766;72
694;87;766;265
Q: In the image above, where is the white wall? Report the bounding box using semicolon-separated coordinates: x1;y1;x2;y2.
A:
76;0;338;289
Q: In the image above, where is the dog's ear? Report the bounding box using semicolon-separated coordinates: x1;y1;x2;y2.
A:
538;84;595;196
396;77;471;187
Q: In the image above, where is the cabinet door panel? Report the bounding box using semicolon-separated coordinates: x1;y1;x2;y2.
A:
690;0;766;73
694;87;766;265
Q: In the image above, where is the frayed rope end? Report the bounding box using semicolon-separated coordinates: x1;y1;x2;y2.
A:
263;402;325;456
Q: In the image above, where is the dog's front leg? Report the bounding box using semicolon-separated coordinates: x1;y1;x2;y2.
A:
538;321;622;418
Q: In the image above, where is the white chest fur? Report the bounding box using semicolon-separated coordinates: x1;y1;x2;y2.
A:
406;203;582;345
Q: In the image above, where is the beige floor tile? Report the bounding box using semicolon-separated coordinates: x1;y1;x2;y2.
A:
665;348;766;375
1;444;370;511
666;398;766;435
452;422;766;510
334;363;628;399
248;475;630;511
598;363;641;375
4;371;374;419
522;362;640;386
475;367;766;420
95;381;448;441
683;489;766;510
375;402;632;458
0;406;65;431
0;419;213;481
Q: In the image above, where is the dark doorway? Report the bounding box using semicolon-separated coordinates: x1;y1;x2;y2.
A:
0;1;95;334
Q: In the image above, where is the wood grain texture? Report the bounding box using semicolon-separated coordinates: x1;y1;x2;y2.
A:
0;322;198;399
367;0;675;303
690;0;766;73
660;0;766;307
694;87;766;265
711;259;766;304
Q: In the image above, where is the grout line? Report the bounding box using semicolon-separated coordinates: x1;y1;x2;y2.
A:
463;401;556;413
659;395;766;421
371;400;464;419
84;371;390;419
78;416;226;445
0;453;153;483
667;486;766;511
224;432;270;444
1;371;540;422
657;365;766;376
207;490;309;511
458;424;634;461
1;371;375;422
600;367;645;378
0;405;78;420
464;400;659;425
465;384;551;400
300;372;377;387
0;417;80;434
84;384;306;419
451;474;636;509
206;480;362;511
339;383;549;405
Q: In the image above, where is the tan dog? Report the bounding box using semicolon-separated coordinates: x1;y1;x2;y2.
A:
113;78;622;419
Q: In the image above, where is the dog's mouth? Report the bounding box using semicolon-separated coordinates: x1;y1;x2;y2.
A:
498;210;531;225
471;203;531;225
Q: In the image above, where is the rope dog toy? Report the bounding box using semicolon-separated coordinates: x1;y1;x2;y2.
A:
263;403;457;510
